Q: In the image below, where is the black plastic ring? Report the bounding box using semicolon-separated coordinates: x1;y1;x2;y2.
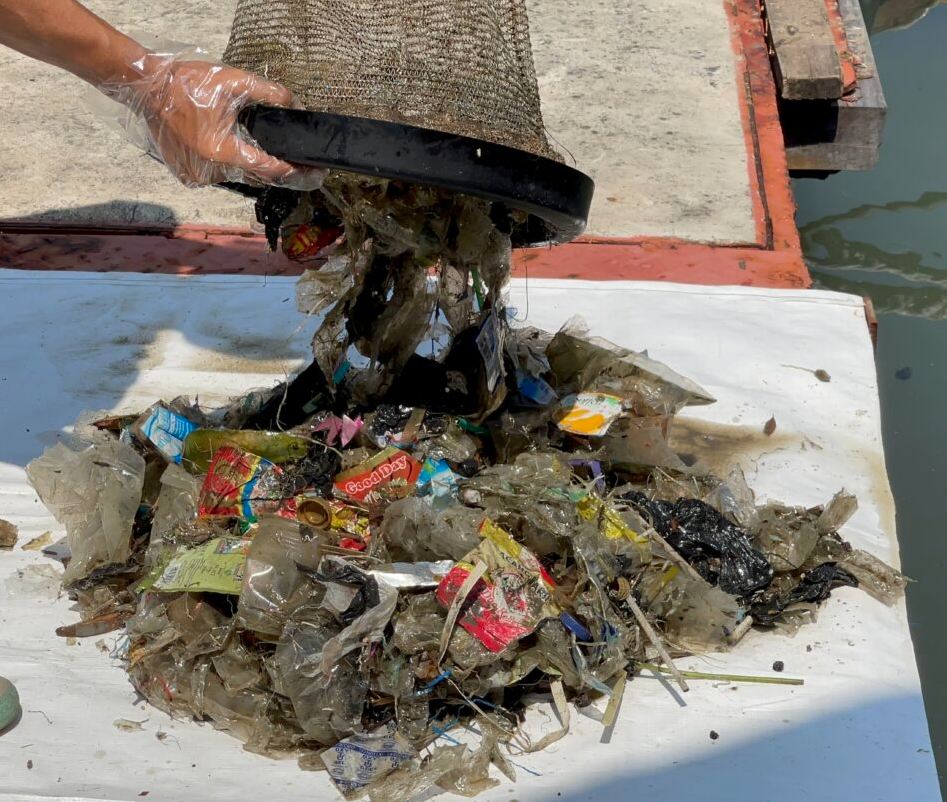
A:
239;105;594;246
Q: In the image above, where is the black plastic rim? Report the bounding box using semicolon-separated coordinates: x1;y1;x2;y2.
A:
239;105;594;246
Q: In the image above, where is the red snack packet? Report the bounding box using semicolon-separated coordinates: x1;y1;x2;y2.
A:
333;447;421;502
198;445;296;520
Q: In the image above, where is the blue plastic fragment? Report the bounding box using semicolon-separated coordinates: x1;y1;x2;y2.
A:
560;612;593;642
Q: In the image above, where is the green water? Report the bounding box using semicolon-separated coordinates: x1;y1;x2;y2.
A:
792;0;947;789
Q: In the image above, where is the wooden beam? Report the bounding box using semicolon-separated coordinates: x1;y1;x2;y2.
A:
783;0;886;171
763;0;844;99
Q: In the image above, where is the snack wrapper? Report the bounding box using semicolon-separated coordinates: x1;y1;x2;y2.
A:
555;391;623;437
135;405;198;463
320;721;418;797
198;445;296;520
151;536;252;595
436;519;559;652
333;447;421;502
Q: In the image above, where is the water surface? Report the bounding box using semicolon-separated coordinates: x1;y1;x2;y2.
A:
793;1;947;790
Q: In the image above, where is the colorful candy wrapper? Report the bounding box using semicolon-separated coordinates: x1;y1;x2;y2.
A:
555;391;623;437
281;223;343;261
417;458;459;500
436;519;559;653
198;445;296;520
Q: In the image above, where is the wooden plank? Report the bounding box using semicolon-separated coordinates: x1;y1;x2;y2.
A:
783;0;886;171
763;0;844;99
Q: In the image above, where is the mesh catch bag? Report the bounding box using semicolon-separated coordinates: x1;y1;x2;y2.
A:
222;0;558;160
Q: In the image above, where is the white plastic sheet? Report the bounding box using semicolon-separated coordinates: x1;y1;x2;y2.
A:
0;272;938;801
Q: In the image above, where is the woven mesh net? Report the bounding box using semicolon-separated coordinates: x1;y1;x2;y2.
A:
223;0;557;160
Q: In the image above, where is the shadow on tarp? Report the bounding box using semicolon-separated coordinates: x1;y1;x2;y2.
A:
528;693;939;802
0;268;312;468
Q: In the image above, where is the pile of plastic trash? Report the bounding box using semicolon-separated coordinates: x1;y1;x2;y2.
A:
24;178;906;799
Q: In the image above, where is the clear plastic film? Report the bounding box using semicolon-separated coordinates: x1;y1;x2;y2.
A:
26;438;145;586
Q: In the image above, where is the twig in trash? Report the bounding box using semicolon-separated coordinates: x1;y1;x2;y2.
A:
637;663;804;686
601;672;627;729
625;596;689;693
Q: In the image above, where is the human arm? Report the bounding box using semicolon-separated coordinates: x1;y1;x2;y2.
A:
0;0;317;187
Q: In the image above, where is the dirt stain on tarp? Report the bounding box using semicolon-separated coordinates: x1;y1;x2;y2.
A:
669;417;796;476
671;417;900;564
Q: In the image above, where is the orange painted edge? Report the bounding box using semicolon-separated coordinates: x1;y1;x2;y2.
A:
825;0;859;94
0;0;809;289
0;223;303;276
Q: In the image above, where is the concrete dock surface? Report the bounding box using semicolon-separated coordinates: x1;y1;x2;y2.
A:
2;0;755;245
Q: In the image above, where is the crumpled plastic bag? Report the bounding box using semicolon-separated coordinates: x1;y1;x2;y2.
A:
26;439;145;586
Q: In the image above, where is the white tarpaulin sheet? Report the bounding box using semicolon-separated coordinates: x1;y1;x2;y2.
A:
0;272;938;801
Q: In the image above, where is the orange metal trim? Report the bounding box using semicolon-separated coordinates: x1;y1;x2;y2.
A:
0;222;302;276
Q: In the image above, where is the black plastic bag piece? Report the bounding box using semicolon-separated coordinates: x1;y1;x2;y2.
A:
287;447;343;496
369;405;415;442
245;361;336;431
624;493;774;597
299;560;381;625
254;187;300;251
750;563;858;627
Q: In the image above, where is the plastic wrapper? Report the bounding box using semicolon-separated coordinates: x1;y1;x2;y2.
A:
133;404;198;464
436;519;559;653
752;563;859;627
639;564;742;652
391;592;446;654
26;439;145;586
367;744;470;802
296;257;357;317
315;559;399;674
816;489;859;534
151;464;202;542
237;516;323;637
321;721;419;798
602;417;692;473
703;464;758;530
753;503;821;571
198;445;296;520
378;497;483;562
91;41;324;189
273;603;366;744
182;429;311;475
546;316;716;416
802;533;907;605
150;536;253;594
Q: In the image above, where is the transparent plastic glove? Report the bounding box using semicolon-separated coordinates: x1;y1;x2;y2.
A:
101;47;324;190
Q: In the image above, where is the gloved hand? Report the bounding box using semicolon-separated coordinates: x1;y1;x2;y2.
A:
107;50;324;190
